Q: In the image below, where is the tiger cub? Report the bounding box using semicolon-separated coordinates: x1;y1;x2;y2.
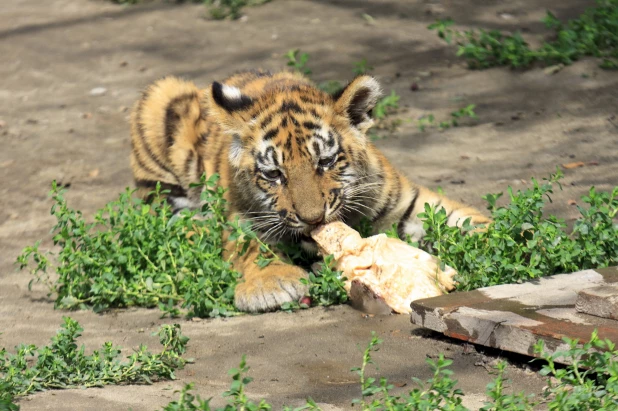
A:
130;70;489;312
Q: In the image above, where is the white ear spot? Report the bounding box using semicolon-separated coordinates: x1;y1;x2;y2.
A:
360;77;382;104
222;84;242;101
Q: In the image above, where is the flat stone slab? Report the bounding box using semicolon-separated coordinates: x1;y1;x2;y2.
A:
576;284;618;320
410;267;618;364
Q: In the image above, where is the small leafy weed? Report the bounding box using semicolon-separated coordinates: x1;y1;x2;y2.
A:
285;49;312;76
1;318;190;407
205;0;271;20
161;330;618;409
429;0;618;70
418;169;618;291
17;176;348;318
353;59;374;75
417;104;478;131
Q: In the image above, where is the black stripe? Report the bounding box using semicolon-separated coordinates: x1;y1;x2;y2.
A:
299;94;320;105
132;145;167;181
263;129;278;140
214;144;225;177
165;106;180;149
397;190;420;239
212;81;253;112
260;113;274;129
165;93;197;150
280;101;304;114
303;121;319;130
198;130;210;145
184;150;194;176
196;153;205;180
372;180;402;223
265;146;279;167
312;141;321;157
135;98;179;183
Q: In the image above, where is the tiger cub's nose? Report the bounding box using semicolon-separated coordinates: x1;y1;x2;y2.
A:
299;212;325;226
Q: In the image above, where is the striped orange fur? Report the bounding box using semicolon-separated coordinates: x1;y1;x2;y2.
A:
130;70;490;312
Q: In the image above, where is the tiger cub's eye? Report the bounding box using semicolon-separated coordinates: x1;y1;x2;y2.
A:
262;169;282;180
318;154;337;168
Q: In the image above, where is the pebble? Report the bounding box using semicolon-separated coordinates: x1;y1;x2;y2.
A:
89;87;107;97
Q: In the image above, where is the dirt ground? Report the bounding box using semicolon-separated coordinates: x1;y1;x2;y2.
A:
1;0;617;409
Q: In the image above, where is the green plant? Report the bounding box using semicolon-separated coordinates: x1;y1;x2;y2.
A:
302;255;348;307
18;176;244;318
17;176;349;318
353;59;374;75
481;361;535;410
161;357;321;411
417;114;435;131
0;318;189;408
429;0;618;69
418;170;618;290
535;330;618;409
351;332;468;410
372;90;400;120
205;0;271;20
417;104;478;132
285;49;312;75
368;90;402;140
162;330;618;410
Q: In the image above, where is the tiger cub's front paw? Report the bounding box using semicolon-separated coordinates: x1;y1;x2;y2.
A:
234;264;309;313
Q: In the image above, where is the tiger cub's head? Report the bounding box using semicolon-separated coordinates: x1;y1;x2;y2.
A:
208;73;382;246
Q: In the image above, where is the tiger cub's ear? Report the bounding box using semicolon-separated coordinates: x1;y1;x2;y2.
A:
333;75;382;133
208;81;253;132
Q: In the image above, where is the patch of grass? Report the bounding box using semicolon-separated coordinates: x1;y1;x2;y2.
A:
353;59;374;76
418;104;478;131
0;318;190;408
18;176;242;319
418;170;618;291
429;0;618;69
369;90;402;141
205;0;271;20
160;330;618;410
285;49;312;76
17;176;346;318
372;90;400;120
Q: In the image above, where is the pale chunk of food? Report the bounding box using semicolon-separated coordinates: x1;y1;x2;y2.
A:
311;221;457;314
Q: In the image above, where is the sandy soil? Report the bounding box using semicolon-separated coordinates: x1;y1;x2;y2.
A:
1;0;617;409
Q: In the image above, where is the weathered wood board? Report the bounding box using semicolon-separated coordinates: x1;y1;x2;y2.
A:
410;267;618;364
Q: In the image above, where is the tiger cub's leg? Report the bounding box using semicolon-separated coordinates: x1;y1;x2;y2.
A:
130;77;208;212
369;168;490;242
223;228;308;312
